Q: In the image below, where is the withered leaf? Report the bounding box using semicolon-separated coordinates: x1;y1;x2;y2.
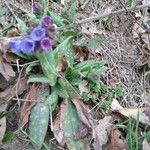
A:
19;84;36;127
93;116;112;150
73;99;96;128
6;28;20;37
0;77;28;102
110;107;150;126
106;125;126;150
143;139;150;150
0;55;15;81
56;56;67;73
0;117;6;143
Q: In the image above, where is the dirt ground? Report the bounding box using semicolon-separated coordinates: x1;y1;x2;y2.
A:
0;0;150;149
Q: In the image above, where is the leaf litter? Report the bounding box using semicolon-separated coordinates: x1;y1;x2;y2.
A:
1;0;150;149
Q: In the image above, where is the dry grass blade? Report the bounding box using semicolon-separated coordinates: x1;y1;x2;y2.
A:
19;84;36;127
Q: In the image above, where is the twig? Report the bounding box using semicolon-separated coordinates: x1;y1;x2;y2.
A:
57;4;150;31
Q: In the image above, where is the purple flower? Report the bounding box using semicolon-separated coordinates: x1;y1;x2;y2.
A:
20;38;35;54
31;26;46;41
32;2;42;12
9;40;21;53
40;37;52;51
41;16;52;27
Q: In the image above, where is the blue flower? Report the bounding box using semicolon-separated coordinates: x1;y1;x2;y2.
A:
9;40;21;53
20;38;35;54
31;26;46;41
40;37;52;51
41;16;52;27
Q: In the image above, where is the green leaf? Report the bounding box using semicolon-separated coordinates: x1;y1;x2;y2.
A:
2;132;14;144
75;60;107;77
63;99;80;138
59;77;81;99
27;74;50;84
29;87;49;150
67;140;86;150
65;67;79;82
63;37;74;67
54;36;74;67
36;51;57;86
40;0;49;15
26;62;39;74
61;1;77;22
17;18;28;33
54;82;69;98
47;11;69;26
47;91;58;112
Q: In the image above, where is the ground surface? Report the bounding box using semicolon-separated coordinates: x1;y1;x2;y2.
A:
0;0;150;150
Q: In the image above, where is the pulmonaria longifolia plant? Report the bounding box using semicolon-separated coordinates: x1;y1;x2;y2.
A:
9;4;55;54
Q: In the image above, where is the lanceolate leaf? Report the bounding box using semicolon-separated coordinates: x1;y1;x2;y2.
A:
17;18;28;33
27;74;50;84
75;60;107;77
29;87;49;150
59;77;81;99
53;36;74;67
36;52;57;86
63;99;80;138
54;82;69;98
47;91;58;112
47;11;68;26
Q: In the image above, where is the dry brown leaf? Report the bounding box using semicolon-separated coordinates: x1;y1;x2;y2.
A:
106;125;126;150
0;38;10;55
111;99;123;110
6;28;20;37
110;107;150;126
19;84;36;127
73;99;96;128
0;77;28;102
0;55;15;81
73;45;88;62
0;117;6;143
93;116;112;150
143;138;150;150
56;56;67;73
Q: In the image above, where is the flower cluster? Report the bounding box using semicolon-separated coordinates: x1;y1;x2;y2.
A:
9;15;55;54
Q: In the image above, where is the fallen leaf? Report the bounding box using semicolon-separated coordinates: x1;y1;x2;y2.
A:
73;99;96;128
56;56;67;73
143;138;150;150
93;116;112;150
0;38;10;55
53;99;89;149
111;99;123;110
19;84;36;127
73;45;88;62
6;28;20;37
0;55;15;81
106;125;126;150
110;107;150;126
0;77;28;102
0;117;6;143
